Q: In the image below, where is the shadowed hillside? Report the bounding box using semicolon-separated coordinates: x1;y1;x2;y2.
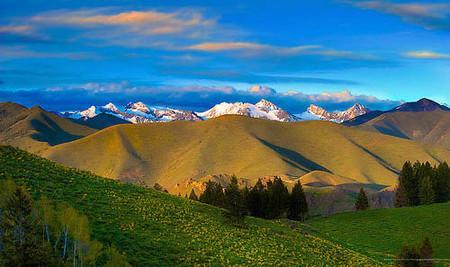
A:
356;110;450;150
70;112;131;129
0;102;96;153
43;115;450;192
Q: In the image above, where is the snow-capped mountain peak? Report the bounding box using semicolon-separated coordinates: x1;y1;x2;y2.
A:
305;103;369;123
198;100;296;122
255;99;280;111
101;102;119;114
78;106;96;119
125;101;150;114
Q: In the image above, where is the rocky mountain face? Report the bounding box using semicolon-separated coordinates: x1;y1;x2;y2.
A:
305;103;370;123
198;99;297;122
62;99;297;123
61;102;202;124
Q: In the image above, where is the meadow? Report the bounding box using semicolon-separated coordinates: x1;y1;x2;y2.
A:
309;202;450;263
0;146;378;266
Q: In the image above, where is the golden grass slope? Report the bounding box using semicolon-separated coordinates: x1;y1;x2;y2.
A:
43;115;450;191
0;102;96;153
357;110;450;149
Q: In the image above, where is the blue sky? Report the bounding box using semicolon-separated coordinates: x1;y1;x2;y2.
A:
0;0;449;112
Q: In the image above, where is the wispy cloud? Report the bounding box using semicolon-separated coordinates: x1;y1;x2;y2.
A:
348;1;450;30
186;41;377;59
404;50;450;59
30;9;217;36
0;25;33;35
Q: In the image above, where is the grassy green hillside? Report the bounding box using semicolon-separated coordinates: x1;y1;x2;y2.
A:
0;146;378;266
0;102;96;153
309;203;450;262
44;115;450;192
357;110;450;150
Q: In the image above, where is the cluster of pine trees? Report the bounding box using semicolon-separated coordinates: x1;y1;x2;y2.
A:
396;237;433;267
190;176;308;221
0;179;130;266
395;161;450;207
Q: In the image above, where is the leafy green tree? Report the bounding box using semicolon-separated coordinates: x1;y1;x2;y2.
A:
355;188;369;211
188;189;198;201
419;237;433;267
288;181;308;221
224;175;244;218
419;177;435;205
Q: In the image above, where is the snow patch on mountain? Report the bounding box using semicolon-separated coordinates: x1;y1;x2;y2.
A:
304;103;369;123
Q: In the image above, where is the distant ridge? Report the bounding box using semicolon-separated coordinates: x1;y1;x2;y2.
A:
0;102;96;152
345;98;450;149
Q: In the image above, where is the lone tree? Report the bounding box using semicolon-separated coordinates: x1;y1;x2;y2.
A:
288;181;308;221
355;188;369;211
188;189;198;201
396;245;420;267
420;237;433;267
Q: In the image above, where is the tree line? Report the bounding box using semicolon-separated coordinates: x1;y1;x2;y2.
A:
395;161;450;207
0;179;130;266
189;176;309;221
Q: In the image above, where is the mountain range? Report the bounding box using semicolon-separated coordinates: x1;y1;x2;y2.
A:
59;99;369;124
3;97;450;196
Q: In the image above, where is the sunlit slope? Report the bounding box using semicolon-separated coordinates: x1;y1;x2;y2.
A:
44;115;450;189
357;110;450;149
309;202;450;261
0;146;378;266
0;102;96;153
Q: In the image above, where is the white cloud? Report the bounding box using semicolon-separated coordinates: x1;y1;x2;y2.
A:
404;50;450;59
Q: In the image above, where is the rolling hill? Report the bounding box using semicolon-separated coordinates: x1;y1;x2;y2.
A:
357;110;450;150
0;102;97;153
0;146;379;266
43;115;450;193
344;98;450;150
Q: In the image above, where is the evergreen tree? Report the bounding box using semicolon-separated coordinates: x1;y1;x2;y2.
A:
266;177;289;219
247;179;265;218
199;181;224;207
355;188;369;211
419;176;435;205
435;162;450;203
288;181;308;221
240;186;249;216
224;176;244;218
188;189;198;201
396;162;414;207
396;245;420;267
419;237;433;267
0;187;52;266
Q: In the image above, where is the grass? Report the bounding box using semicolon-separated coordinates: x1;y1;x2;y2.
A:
309;203;450;263
0;146;378;266
43;115;450;194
